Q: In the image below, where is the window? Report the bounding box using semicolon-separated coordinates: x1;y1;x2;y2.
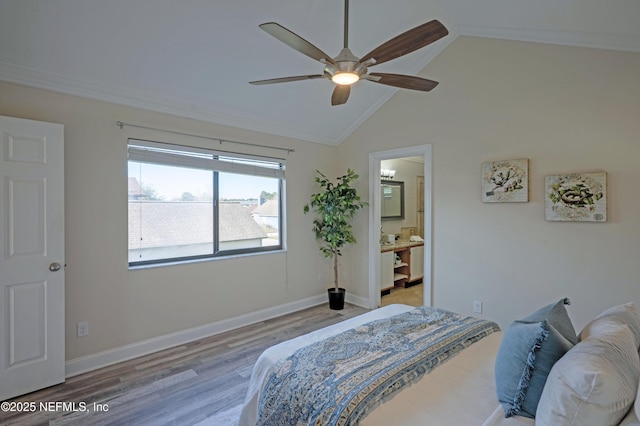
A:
127;139;284;266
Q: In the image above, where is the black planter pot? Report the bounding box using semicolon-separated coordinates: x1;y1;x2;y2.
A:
327;287;346;310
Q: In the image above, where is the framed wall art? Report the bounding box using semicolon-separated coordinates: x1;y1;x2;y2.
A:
545;172;607;222
481;158;529;203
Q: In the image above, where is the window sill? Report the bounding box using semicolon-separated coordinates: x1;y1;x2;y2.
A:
128;248;287;271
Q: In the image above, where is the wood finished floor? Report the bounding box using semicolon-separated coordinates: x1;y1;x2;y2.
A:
1;304;369;426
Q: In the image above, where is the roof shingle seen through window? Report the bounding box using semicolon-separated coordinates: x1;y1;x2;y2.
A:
128;202;267;249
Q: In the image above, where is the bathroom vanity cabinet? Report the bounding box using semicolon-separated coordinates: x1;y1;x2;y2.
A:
380;242;424;293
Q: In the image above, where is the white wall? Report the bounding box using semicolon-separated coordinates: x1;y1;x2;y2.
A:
380;158;423;235
0;82;339;361
339;36;640;331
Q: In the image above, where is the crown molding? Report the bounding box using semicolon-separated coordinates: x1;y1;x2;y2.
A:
459;25;640;53
0;61;342;145
0;32;458;148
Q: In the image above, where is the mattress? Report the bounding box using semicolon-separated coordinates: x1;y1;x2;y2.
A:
361;330;531;426
238;304;532;426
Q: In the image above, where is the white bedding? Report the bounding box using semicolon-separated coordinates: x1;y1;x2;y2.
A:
238;304;532;426
362;330;531;426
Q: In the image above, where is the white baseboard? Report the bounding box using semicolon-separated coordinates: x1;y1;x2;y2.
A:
345;292;370;309
65;294;327;378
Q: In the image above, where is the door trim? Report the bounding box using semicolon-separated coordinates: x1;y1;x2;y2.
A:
368;145;432;309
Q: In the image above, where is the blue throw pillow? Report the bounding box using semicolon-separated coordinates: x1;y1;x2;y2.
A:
495;298;578;418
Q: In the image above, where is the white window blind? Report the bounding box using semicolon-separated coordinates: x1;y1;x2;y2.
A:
127;139;285;179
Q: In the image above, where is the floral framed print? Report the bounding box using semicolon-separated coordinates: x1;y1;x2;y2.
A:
481;158;529;203
545;172;607;222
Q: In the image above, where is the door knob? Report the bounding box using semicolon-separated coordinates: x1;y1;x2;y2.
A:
49;262;61;272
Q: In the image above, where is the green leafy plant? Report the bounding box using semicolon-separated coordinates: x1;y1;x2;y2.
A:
304;169;368;290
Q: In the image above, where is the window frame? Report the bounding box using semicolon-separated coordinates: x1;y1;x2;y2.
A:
127;139;285;267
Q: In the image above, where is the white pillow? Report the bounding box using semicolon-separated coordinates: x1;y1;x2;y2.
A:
580;302;640;349
623;405;640;426
536;323;640;426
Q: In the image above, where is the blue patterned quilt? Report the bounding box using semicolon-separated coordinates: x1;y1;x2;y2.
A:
257;306;500;426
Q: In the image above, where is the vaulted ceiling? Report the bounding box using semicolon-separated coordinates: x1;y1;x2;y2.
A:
1;0;639;145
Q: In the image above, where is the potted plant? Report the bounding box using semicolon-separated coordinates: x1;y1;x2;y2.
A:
304;169;368;310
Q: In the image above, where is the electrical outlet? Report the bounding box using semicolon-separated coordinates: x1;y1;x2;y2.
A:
77;321;89;337
473;301;483;314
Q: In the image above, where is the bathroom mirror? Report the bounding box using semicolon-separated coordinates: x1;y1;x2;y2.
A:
381;180;404;220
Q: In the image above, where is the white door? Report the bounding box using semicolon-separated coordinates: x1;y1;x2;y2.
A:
0;116;65;401
380;251;394;291
409;246;424;282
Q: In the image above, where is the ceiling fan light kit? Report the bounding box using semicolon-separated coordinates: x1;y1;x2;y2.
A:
332;72;359;85
250;0;448;106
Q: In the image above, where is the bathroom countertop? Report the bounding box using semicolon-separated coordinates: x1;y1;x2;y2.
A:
380;240;424;253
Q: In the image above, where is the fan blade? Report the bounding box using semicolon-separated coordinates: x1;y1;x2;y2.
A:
331;85;351;106
250;75;325;85
360;20;448;66
368;73;439;91
259;22;336;65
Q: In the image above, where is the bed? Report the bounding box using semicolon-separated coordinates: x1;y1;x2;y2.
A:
238;301;640;426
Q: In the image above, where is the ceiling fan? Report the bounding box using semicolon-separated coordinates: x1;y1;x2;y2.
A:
250;0;449;106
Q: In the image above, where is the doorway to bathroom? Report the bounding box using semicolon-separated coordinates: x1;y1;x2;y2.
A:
368;145;432;309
